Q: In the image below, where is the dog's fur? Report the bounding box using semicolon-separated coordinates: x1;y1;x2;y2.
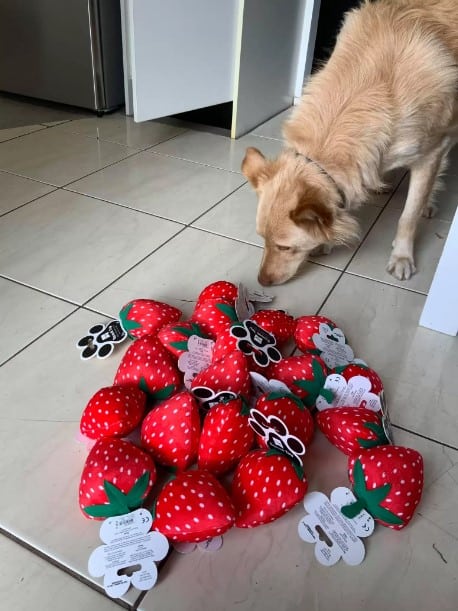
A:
242;0;458;286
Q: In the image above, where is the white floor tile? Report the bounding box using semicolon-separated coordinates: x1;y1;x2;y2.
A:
0;309;141;606
153;131;282;172
320;273;458;448
0;190;183;303
0;278;76;364
67;152;245;223
86;227;341;319
53;114;187;150
250;109;292;140
0;125;45;143
0;535;122;611
0;128;137;186
0;171;55;215
348;206;450;293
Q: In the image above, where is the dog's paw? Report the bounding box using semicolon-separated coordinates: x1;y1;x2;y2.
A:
422;202;438;219
386;254;416;280
310;244;333;257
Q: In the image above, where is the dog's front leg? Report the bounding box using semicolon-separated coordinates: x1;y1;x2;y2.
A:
387;144;450;281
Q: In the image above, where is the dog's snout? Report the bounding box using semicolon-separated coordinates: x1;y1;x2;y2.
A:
258;271;274;287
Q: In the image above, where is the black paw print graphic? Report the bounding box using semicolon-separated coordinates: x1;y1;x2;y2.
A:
191;387;238;412
248;408;306;465
230;320;281;367
77;321;127;360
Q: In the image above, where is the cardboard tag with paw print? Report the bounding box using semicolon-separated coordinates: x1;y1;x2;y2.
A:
316;374;381;412
88;509;169;599
298;488;374;567
312;323;355;369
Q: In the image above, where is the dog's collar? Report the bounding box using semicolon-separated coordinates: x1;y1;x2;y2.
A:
292;150;347;208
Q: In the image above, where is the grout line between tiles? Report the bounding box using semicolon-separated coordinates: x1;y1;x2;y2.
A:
0;125;48;144
187;181;248;225
392;424;458;452
0;307;81;368
0;274;82;306
0;529;129;610
0;187;59;219
61;129;194;190
343;270;428;295
147;150;243;174
80;226;188;308
61;185;191;224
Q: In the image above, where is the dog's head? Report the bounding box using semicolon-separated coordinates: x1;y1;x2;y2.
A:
242;147;359;286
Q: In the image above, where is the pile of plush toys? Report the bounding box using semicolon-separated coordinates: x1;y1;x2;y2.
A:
77;280;424;549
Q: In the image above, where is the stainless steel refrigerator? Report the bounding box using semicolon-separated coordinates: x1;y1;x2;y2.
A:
0;0;125;112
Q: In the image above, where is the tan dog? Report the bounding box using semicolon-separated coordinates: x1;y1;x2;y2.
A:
242;0;458;286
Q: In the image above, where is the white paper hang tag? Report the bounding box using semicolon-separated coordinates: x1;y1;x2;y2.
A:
235;283;274;321
88;509;169;599
178;335;215;389
249;372;291;401
173;536;223;555
379;390;394;444
235;283;256;321
312;322;354;369
315;374;381;412
246;289;274;304
352;358;368;366
298;488;374;567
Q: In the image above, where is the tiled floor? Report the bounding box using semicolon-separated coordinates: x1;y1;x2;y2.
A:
0;96;457;611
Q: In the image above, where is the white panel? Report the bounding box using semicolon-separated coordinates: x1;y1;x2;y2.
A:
231;0;307;138
419;205;458;336
128;0;238;122
294;0;321;100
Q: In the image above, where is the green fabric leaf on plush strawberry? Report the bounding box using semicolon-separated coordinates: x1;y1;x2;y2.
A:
79;439;156;520
341;446;424;529
118;299;181;339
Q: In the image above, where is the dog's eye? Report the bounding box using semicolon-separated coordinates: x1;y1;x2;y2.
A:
276;245;291;252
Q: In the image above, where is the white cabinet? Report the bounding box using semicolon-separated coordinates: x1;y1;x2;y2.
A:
121;0;319;137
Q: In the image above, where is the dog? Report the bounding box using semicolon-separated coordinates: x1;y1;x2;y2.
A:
242;0;458;286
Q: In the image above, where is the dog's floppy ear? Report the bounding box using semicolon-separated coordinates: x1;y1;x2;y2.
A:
289;199;335;242
241;147;270;189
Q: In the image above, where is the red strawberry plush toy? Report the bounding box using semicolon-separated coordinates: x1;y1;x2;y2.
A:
342;445;424;530
141;391;200;471
191;298;239;340
294;315;341;353
80;385;146;440
212;309;294;365
198;398;254;475
119;299;181;339
195;281;238;310
250;310;296;345
267;354;329;408
317;407;389;455
232;449;308;527
254;392;314;450
333;363;383;396
114;335;181;400
153;470;235;542
191;350;251;404
79;438;156;519
157;321;207;359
